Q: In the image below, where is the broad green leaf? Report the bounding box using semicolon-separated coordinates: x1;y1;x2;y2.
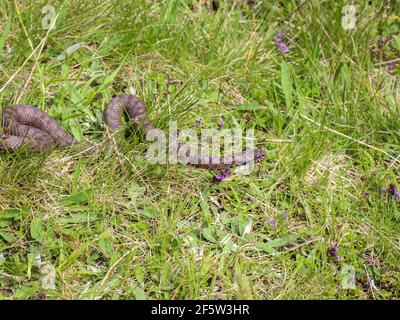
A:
58;213;92;224
15;281;40;300
0;231;15;243
132;286;147;300
221;236;234;253
160;265;172;290
140;205;159;218
0;208;21;220
60;188;96;205
258;235;299;254
70;88;84;105
0;220;11;228
68;118;83;141
392;35;400;51
135;267;145;283
30;218;44;241
202;227;216;242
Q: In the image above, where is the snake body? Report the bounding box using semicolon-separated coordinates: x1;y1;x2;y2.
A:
1;104;77;151
1;94;265;169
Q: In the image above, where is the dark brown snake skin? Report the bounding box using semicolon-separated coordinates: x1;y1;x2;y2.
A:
0;94;265;169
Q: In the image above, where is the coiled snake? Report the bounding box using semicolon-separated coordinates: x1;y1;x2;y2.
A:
0;94;265;170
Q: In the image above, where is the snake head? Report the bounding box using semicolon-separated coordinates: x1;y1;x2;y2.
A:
239;147;265;165
253;148;266;163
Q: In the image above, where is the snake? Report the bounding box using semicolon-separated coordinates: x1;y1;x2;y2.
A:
0;94;265;170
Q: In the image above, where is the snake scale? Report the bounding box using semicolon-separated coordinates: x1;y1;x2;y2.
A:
0;94;265;170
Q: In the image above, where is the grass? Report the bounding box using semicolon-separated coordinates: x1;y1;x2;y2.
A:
0;0;399;300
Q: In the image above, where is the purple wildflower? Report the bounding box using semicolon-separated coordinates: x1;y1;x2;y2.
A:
277;42;289;54
364;191;369;198
328;244;339;256
211;0;219;11
275;30;289;54
387;60;395;71
387;184;399;201
394;188;399;201
217;118;225;129
328;244;343;262
213;168;231;183
213;172;226;182
268;219;277;227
